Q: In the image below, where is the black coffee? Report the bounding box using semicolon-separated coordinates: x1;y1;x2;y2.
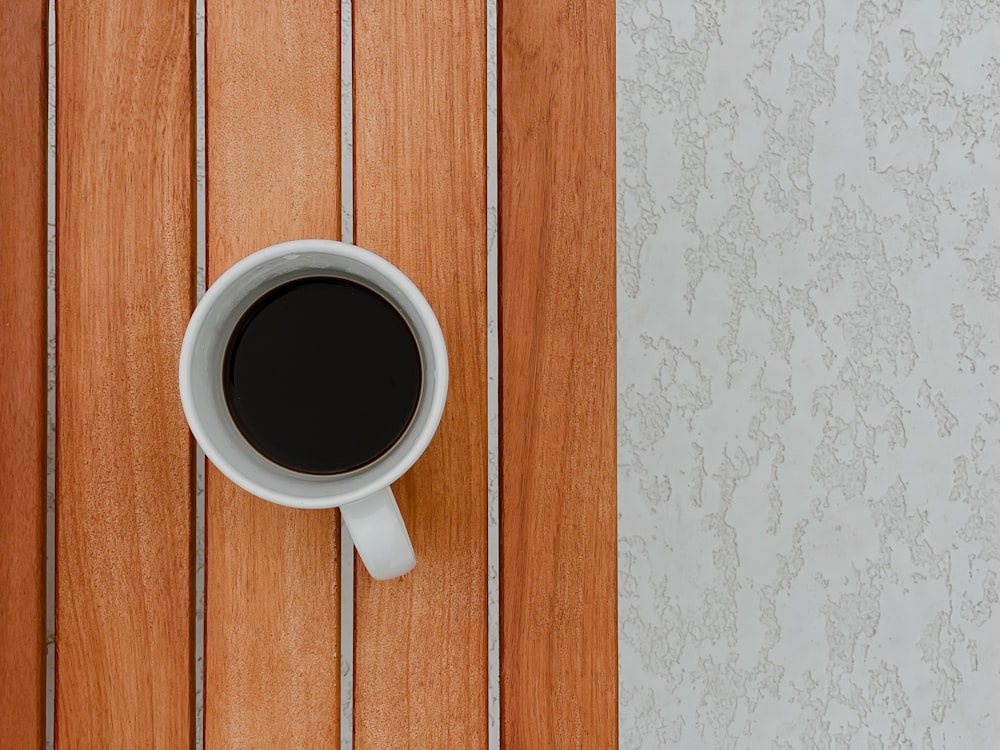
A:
222;277;422;474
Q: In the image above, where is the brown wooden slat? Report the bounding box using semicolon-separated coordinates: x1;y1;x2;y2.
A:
499;0;618;746
352;0;489;745
0;1;47;746
204;0;341;746
55;0;195;745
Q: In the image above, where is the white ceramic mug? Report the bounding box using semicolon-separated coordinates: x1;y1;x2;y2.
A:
178;239;448;580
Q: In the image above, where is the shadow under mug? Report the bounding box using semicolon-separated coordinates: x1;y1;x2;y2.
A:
178;239;448;580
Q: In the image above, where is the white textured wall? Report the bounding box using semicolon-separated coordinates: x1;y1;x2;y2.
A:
617;1;1000;747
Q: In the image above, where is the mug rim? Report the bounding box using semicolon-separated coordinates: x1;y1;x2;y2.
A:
178;238;449;509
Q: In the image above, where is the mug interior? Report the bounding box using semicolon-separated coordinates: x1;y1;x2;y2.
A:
180;242;446;507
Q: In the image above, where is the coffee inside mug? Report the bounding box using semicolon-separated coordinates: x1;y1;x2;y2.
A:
222;275;422;475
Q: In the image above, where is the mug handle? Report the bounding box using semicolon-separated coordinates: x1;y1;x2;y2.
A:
340;487;416;580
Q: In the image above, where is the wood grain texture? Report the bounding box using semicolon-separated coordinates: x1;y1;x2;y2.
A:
55;0;195;746
0;1;47;746
352;0;489;745
204;0;341;746
499;0;618;746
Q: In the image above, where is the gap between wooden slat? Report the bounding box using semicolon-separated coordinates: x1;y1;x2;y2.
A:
485;0;501;741
45;0;56;744
193;1;207;748
339;0;356;746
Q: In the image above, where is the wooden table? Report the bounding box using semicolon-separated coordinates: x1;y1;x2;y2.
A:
0;0;615;746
